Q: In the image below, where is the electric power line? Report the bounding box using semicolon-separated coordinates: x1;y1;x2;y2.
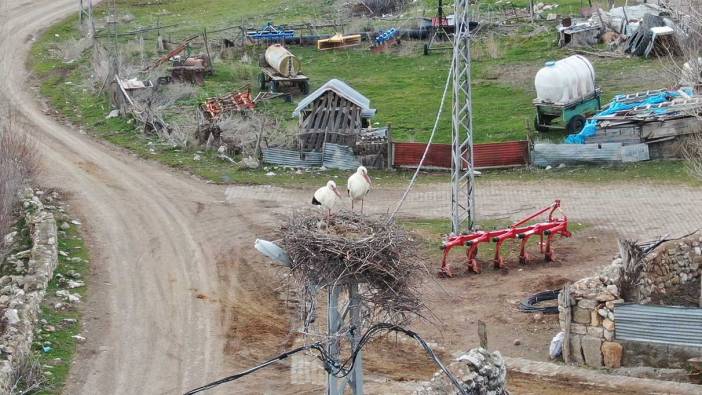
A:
183;323;468;395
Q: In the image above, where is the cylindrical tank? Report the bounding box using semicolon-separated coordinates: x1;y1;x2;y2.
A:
534;55;596;104
265;44;301;78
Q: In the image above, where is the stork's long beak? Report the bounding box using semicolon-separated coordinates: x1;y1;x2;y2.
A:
332;186;342;198
363;174;372;185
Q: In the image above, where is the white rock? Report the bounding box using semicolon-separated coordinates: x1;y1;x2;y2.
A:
106;109;120;119
3;309;19;326
265;172;276;176
193;154;202;161
67;280;85;289
3;231;17;246
545;165;552;170
71;335;86;343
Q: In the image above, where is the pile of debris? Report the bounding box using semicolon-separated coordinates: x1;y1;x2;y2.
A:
418;348;508;394
557;3;686;59
566;88;702;151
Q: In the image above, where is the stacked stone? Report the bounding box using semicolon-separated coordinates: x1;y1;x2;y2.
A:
419;348;507;395
0;190;58;392
559;275;624;369
636;239;702;304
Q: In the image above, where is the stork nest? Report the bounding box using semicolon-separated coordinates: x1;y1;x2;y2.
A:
281;210;426;326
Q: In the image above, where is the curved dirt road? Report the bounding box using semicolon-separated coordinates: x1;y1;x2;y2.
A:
2;1;702;394
1;1;284;394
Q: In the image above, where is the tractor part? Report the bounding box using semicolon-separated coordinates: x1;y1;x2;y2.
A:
439;200;571;277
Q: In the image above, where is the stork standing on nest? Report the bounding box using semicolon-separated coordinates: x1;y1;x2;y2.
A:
347;166;372;213
312;180;342;219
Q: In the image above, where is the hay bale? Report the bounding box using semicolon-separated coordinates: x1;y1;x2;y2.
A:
281;210;426;325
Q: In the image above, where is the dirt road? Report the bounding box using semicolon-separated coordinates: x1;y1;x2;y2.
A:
2;1;702;394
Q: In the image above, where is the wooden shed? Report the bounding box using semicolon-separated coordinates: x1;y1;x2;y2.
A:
293;79;376;151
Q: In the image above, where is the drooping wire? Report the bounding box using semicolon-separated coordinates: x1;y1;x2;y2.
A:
387;48;456;222
183;323;468;395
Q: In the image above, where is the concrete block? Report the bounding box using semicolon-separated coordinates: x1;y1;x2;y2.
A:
578;299;597;309
602;341;623;368
571;323;587;335
573;306;591;324
569;334;584;364
587;326;604;338
590;309;602;327
581;336;603;368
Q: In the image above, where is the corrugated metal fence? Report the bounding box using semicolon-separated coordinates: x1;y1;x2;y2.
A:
392;140;529;169
532;143;650;167
615;303;702;347
262;144;360;170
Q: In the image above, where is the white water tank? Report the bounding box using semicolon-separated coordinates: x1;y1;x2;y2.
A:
265;44;301;77
534;55;596;104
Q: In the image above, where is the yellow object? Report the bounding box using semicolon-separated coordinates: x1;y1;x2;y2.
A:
317;33;362;51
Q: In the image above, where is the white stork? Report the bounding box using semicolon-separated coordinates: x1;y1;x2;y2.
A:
312;180;342;219
347;166;372;213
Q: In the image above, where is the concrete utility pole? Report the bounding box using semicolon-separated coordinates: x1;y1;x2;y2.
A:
450;0;476;235
106;0;120;80
78;0;95;37
326;282;363;395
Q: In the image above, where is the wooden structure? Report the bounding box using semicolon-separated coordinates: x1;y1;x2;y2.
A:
317;33;362;51
293;79;376;152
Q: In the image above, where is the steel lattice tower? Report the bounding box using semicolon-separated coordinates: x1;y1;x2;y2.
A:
450;0;475;235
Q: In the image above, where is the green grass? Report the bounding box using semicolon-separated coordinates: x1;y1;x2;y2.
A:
33;221;90;394
28;0;696;188
401;216;588;264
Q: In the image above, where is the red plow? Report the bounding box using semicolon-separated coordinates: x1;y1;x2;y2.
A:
439;200;571;277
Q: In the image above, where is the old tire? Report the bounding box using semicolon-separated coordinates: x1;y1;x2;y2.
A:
566;115;586;134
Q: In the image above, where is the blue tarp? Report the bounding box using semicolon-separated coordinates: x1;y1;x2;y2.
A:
565;88;693;144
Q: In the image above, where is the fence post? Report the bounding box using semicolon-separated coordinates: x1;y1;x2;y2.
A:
386;124;393;170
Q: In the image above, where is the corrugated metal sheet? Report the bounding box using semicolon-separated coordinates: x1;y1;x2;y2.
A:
323;143;361;170
474;141;529;168
392;141;529;169
262;148;322;168
393;143;452;168
533;143;622;167
615;303;702;347
293;79;376;118
533;143;650;167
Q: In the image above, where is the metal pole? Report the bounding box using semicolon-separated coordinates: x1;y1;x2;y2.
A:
348;283;363;395
450;0;475;235
327;285;341;395
326;283;364;395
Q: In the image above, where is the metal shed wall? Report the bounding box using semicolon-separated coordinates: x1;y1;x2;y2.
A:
392;141;529;169
615;303;702;347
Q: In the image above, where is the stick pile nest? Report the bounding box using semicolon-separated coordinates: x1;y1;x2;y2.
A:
281;210;426;325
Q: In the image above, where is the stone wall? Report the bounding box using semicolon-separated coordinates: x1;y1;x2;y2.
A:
0;190;58;392
633;238;702;304
558;236;702;369
418;348;508;394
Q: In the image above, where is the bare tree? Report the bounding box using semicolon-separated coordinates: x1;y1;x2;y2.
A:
0;114;38;255
660;1;702;178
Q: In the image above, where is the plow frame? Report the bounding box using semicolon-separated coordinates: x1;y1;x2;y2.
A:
439;200;571;277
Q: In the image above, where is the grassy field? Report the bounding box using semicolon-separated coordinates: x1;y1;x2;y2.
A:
28;0;693;187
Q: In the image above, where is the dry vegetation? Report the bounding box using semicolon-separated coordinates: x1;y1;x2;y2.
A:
0;116;38;254
281;211;428;333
